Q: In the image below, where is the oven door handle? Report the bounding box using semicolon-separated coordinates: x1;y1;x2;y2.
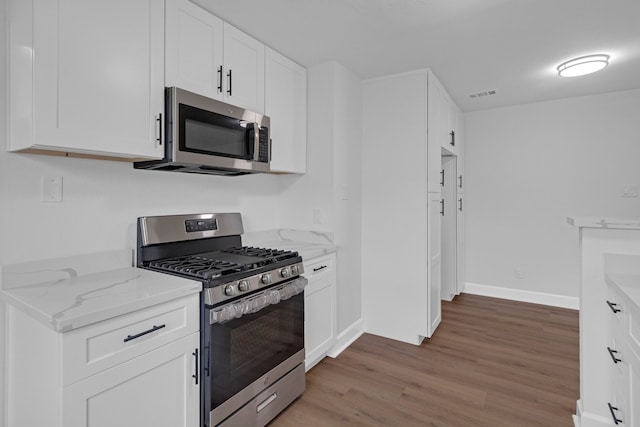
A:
210;276;307;325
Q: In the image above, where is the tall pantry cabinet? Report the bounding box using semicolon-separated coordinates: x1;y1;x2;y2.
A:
362;69;448;345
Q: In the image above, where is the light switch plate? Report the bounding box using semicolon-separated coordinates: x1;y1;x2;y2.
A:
41;176;63;202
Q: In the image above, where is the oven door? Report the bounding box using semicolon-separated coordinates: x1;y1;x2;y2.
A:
202;277;305;427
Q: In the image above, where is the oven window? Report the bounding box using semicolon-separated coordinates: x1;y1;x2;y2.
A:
179;104;251;159
208;292;303;410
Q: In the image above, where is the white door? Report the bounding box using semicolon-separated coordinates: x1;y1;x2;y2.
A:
63;333;200;427
222;23;265;113
441;156;458;301
31;0;164;158
456;194;466;295
428;192;443;336
165;0;224;100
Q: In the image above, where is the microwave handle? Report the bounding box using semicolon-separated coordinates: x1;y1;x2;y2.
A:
252;122;261;161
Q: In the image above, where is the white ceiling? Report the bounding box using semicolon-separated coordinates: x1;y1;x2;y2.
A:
194;0;640;112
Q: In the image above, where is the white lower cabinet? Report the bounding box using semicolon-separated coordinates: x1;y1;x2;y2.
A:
303;253;337;371
606;283;640;427
63;333;200;427
6;294;200;427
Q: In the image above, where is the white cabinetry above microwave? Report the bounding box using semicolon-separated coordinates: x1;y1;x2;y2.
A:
166;0;265;114
8;0;165;160
265;48;307;174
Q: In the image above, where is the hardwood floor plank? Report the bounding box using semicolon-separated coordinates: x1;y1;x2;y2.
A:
270;293;579;426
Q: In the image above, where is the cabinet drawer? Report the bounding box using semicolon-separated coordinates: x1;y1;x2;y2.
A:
303;254;336;282
62;294;199;386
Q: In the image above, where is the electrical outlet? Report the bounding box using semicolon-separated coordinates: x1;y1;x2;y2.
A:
41;176;63;202
621;185;638;197
313;209;322;225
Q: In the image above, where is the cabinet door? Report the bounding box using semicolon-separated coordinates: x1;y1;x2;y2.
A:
456;194;465;296
440;156;457;302
303;254;337;370
428;192;442;336
165;0;224;101
63;333;200;427
265;47;307;174
427;73;444;192
12;0;165;159
305;278;336;371
455;107;465;194
222;23;265;113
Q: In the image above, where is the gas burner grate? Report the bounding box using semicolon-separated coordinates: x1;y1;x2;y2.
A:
222;246;298;263
149;256;246;280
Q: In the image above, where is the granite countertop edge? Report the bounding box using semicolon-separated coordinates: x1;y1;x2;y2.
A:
0;251;202;333
567;216;640;230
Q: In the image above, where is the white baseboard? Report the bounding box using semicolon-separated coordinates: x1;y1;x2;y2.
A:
463;282;579;310
326;318;364;358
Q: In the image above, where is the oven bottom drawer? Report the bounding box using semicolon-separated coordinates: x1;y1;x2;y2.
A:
218;363;305;427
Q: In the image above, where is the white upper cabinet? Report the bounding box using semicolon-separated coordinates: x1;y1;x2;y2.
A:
165;0;224;100
429;74;459;156
8;0;165;160
222;23;265;113
165;0;265;113
455;107;465;193
265;47;307;174
427;71;445;192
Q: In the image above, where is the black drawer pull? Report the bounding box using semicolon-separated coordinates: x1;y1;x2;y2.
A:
607;300;622;313
123;324;166;343
607;347;622;364
313;265;328;272
608;402;623;425
192;348;199;385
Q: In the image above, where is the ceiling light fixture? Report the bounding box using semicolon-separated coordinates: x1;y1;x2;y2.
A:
557;54;610;77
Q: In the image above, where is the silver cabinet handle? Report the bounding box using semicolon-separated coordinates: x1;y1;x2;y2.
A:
257;393;277;413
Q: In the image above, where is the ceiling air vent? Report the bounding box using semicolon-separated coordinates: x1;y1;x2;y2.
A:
468;89;497;99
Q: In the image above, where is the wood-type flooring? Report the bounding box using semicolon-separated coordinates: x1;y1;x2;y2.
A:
271;293;579;427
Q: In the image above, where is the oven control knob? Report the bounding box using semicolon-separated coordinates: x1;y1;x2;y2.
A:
280;267;290;278
261;273;272;284
224;285;236;296
290;265;299;275
238;280;249;292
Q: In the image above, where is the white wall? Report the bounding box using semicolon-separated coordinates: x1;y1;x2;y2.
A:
331;64;363;333
278;61;363;334
1;0;6;421
465;89;640;299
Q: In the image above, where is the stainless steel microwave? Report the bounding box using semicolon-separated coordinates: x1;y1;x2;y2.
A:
134;87;270;176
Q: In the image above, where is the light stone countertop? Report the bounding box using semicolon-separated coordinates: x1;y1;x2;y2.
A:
567;217;640;230
243;229;337;261
0;249;201;332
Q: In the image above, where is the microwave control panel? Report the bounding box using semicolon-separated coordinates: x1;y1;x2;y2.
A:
258;129;269;163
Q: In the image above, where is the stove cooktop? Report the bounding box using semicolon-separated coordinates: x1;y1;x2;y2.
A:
147;246;301;282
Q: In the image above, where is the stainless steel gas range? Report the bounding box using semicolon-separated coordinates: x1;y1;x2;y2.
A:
136;213;306;427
